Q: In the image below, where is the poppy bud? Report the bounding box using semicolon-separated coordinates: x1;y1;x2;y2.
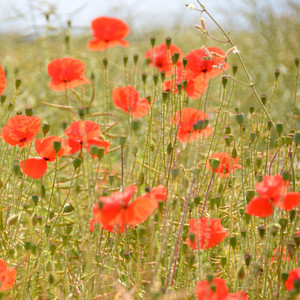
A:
286;240;296;258
53;141;61;153
281;271;289;283
16;111;22;115
153;74;159;86
189;233;195;242
267;121;272;131
194;196;201;206
237;266;245;280
209;158;221;171
279;218;288;230
246;190;255;203
31;213;38;226
123;55;128;67
63;203;73;213
172;53;180;65
294;233;300;247
244;254;251;267
0;95;6;104
62;121;68;130
274;69;280;79
249;106;255;114
32;194;39;206
229;236;237;248
48;273;55;284
24;241;31;251
160;71;165;82
224;126;231;135
103;58;108;68
162;91;169;103
42;123;50;136
249;132;256;143
235;112;244;126
65;224;73;234
241;229;247;238
119;135;127;146
133;53;139;65
150;36;156;47
182;79;188;90
232;147;238;159
258;225;266;239
182;57;188;68
25;108;33;116
220;257;227;267
275;122;284;136
261;94;267;106
90;145;98;156
73;158;82;169
222;76;227;87
285;135;293;146
293;131;300;145
232;64;238;75
256;157;262;169
295;57;299;67
165;37;171;48
282;172;290;182
171;168;180;179
78;107;86;119
270;223;281;236
290;210;296;222
7;214;18;226
15;79;21;89
177;83;182;93
141;72;147;84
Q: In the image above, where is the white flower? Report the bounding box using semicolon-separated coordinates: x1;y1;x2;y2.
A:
187;3;196;10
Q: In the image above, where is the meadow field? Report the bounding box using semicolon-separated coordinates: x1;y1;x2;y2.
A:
0;0;299;299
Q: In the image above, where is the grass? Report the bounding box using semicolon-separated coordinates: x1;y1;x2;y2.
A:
0;0;299;299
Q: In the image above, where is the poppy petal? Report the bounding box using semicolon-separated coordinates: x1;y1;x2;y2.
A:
19;157;48;179
273;192;300;211
0;65;6;96
246;196;273;217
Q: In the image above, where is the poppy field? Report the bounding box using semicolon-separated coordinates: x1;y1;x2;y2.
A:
0;1;299;299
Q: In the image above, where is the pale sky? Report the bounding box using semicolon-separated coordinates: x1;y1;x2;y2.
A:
0;0;289;35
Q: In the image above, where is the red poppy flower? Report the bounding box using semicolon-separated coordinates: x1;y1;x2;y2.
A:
185;74;209;99
285;268;300;292
147;185;167;202
145;44;183;77
47;57;90;91
246;196;273;217
89;219;95;232
186;218;228;250
246;174;299;217
113;86;151;118
226;291;248;300
0;260;17;291
87;16;129;51
19;136;69;179
256;174;288;202
170;108;213;143
1;115;41;148
196;278;229;300
93;184;166;233
206;152;242;177
0;65;6;96
185;47;229;81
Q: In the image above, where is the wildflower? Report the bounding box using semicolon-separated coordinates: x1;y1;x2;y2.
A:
206;152;242;177
19;136;69;178
47;57;90;91
87;16;130;51
187;3;196;10
145;43;183;76
1;115;41;148
186;218;228;250
0;259;17;291
170;108;213;143
185;47;229;80
112;85;151;118
195;277;248;300
246;174;300;217
0;65;6;95
285;268;300;294
93;185;166;233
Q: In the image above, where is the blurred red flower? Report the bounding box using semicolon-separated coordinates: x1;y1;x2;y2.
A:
246;174;300;217
92;185;166;233
47;57;90;91
145;44;183;76
285;268;300;294
0;259;17;291
195;278;248;300
206;152;242;177
113;85;151;118
170;108;213;143
0;65;6;95
185;47;229;80
87;17;129;51
19;136;69;179
1;115;40;148
186;218;228;250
